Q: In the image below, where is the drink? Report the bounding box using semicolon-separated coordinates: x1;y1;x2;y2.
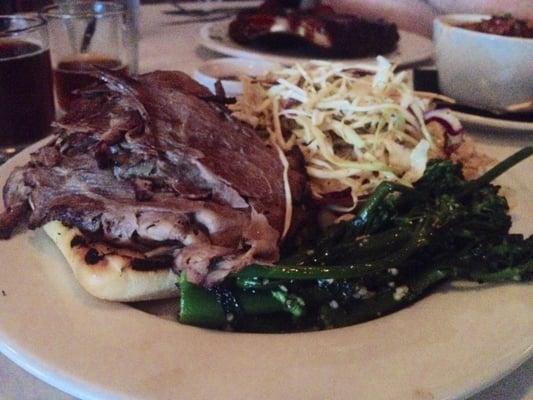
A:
53;54;128;110
0;39;54;146
42;2;134;111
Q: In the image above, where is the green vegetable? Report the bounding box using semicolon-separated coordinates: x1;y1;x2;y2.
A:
319;268;449;329
179;274;289;329
459;146;533;197
178;147;533;332
179;274;226;328
237;216;431;281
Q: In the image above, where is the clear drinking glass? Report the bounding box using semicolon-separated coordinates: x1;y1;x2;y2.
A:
41;1;137;111
0;15;54;161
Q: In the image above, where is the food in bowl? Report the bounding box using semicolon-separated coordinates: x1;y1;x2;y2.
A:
459;15;533;38
434;14;533;112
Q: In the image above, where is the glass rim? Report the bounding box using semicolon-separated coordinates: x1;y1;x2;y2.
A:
41;1;125;20
0;15;47;37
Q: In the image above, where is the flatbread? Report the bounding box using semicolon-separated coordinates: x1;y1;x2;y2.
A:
43;221;180;302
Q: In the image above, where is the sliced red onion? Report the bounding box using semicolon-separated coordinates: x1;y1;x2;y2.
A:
425;109;463;134
424;108;465;154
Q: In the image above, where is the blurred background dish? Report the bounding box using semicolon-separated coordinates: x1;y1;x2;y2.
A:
413;67;533;134
434;14;533;113
200;19;433;69
227;1;400;58
453;110;533;134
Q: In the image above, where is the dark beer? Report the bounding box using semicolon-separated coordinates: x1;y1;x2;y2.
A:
53;54;127;110
0;39;54;146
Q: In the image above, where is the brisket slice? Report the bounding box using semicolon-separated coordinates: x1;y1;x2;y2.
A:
0;70;306;286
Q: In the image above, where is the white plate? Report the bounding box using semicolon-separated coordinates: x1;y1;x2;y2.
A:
200;20;434;69
0;139;532;400
454;110;533;134
193;57;281;97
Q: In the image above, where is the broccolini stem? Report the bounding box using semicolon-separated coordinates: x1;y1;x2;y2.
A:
468;260;533;283
317;182;416;249
350;181;417;233
179;274;287;328
238;216;432;280
312;227;412;265
460;146;533;197
320;268;448;328
271;289;306;317
179;274;226;328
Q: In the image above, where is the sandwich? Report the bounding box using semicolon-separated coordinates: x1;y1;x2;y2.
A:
0;70;306;301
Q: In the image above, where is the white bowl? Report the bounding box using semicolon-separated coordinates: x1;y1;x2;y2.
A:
433;14;533;112
193;58;281;97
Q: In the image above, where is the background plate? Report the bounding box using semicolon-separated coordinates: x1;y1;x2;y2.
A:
455;111;533;134
0;139;531;400
199;19;434;69
412;68;533;135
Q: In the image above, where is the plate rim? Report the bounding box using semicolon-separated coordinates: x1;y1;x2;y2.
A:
3;313;528;400
199;19;434;68
0;139;532;400
454;110;533;133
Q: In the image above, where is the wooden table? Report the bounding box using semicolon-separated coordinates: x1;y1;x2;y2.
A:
0;4;531;399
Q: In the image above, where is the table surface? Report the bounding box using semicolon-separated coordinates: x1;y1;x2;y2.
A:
0;4;532;400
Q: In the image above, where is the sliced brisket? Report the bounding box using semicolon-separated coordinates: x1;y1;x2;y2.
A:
0;70;306;286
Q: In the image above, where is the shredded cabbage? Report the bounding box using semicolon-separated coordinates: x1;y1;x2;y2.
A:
230;57;453;210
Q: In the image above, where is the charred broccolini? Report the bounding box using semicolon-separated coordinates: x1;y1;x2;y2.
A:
179;147;533;332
